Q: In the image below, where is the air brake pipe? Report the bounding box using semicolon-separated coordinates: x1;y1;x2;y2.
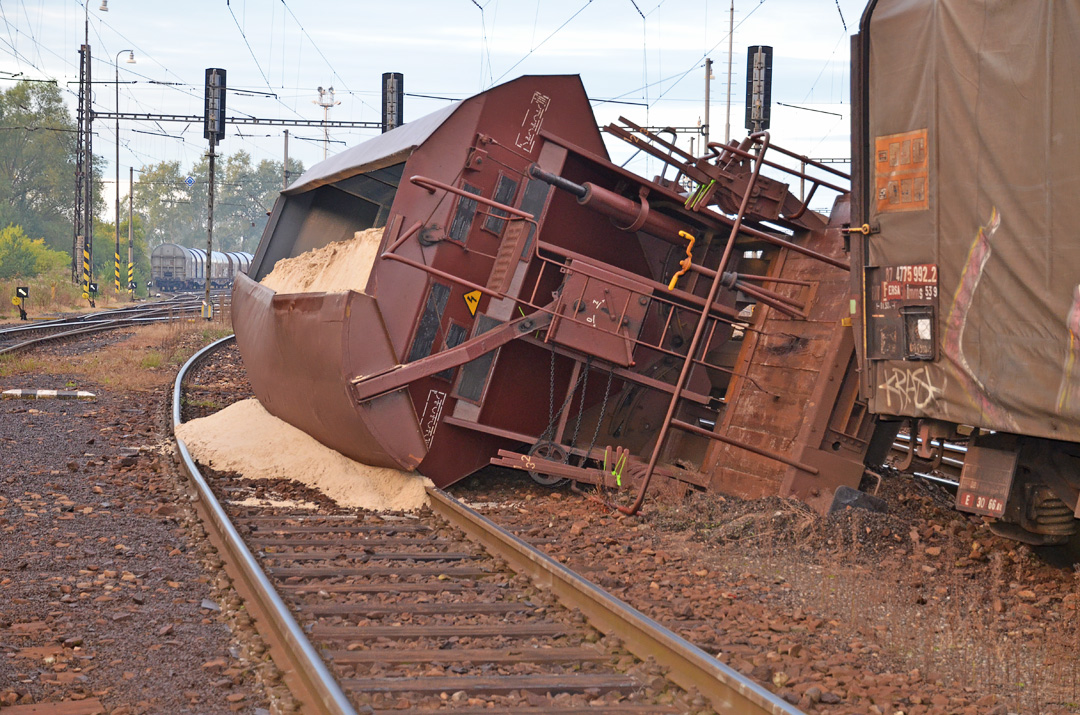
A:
724;279;807;319
667;231;696;290
720;272;807;312
732;274;812;287
685;263;813;305
528;166;588;199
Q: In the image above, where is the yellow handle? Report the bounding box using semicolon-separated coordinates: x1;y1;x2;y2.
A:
667;230;696;290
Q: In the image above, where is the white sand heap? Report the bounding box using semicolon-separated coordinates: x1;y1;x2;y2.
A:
176;398;432;512
259;226;385;294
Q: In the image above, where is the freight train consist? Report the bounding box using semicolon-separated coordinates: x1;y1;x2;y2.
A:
150;244;252;292
233;0;1080;544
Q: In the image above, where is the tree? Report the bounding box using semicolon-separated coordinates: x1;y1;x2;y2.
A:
132;160;199;250
216;151;279;253
0;224;68;279
133;152;302;255
0;81;102;254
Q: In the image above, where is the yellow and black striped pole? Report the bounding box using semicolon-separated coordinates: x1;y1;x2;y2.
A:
82;247;91;301
128;262;134;296
114;251;121;293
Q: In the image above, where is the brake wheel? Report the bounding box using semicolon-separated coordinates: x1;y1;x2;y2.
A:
526;441;569;487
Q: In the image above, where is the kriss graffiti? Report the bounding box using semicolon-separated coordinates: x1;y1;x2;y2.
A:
878;365;946;412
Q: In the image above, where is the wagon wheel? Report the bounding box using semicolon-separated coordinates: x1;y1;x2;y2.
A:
526;441;569;488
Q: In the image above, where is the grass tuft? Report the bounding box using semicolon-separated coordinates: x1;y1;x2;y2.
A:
0;308;232;391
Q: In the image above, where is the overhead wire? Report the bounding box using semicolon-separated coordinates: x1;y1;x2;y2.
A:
645;0;770;108
628;0;649;172
468;0;495;90
225;2;291;114
84;2;304;169
0;3;80;101
18;0;44;72
277;0;375;114
493;0;594;85
799;31;848;104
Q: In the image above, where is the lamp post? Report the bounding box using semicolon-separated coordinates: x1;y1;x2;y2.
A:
114;49;135;295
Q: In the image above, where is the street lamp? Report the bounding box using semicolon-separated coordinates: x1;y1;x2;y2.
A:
114;49;134;295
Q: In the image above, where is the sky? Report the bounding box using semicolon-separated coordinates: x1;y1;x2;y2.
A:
0;0;868;214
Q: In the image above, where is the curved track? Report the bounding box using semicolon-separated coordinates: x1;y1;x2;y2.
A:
0;296;219;355
173;337;803;715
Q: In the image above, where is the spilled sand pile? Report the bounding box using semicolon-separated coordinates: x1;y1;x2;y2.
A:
177;398;432;512
260;226;384;294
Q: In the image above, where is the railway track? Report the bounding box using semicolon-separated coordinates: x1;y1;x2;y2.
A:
174;336;801;715
0;296;220;355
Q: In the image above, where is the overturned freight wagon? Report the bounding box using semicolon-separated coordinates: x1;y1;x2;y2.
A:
848;1;1080;543
235;75;879;512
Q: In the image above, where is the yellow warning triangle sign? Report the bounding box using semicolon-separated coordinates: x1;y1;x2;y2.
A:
464;289;482;317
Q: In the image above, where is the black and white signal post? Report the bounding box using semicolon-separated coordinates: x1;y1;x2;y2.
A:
203;68;226;320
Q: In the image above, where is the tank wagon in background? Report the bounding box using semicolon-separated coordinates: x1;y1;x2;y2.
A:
848;0;1080;544
151;243;253;292
234;74;879;516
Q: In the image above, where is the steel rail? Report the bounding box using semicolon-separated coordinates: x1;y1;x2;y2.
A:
175;335;801;714
172;336;360;715
427;487;804;715
0;298;214;354
0;297;204;338
0;316;191;356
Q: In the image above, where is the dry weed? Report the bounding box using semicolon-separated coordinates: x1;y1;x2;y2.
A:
0;271;139;323
2;311;232;391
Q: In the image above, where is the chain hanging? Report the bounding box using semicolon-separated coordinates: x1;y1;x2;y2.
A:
538;353;587;445
569;356;592;448
586;367;615;461
547;349;555;432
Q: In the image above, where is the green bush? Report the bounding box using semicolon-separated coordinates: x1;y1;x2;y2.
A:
0;224;68;279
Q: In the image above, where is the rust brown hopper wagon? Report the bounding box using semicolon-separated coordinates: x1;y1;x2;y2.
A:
849;1;1080;544
234;75;879;512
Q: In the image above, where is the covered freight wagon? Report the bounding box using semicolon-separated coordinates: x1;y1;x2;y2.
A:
849;0;1080;542
151;244;252;291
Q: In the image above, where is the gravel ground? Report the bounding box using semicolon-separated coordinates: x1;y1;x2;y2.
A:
180;341;1080;714
0;329;272;714
453;472;1080;715
13;335;1077;715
